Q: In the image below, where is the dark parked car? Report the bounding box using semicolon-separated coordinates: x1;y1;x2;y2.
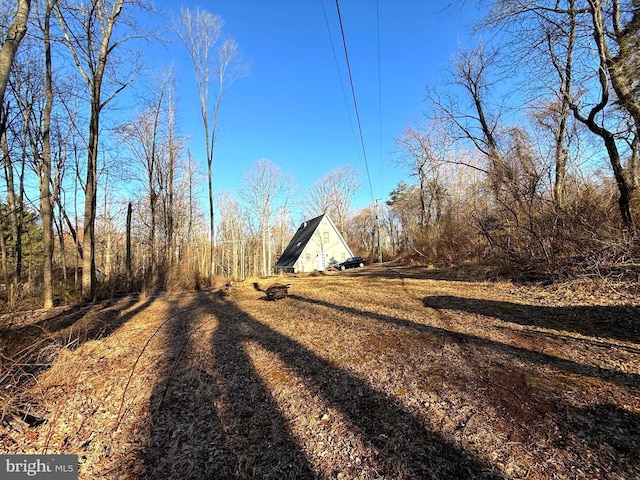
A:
336;256;365;270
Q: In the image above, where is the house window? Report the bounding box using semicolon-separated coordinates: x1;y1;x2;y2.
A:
306;253;311;261
323;232;329;244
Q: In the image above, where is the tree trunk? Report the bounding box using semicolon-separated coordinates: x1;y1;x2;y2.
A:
261;223;267;276
82;100;99;301
105;206;112;279
0;0;30;109
630;129;639;189
554;1;575;208
2;113;24;293
167;85;176;267
0;221;10;307
602;130;635;234
39;0;55;309
569;0;636;235
208;160;214;279
54;213;67;281
149;189;157;290
573;101;635;234
126;201;132;290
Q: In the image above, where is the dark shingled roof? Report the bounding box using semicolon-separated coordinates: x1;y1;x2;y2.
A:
274;213;325;268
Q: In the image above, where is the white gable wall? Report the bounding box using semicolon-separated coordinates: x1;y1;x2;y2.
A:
293;216;354;272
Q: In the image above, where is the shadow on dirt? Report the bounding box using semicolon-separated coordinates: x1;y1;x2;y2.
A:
340;263;514;283
555;402;640;473
144;292;504;479
290;294;640;389
0;296;155;359
145;293;314;479
0;295;155;427
287;293;640;478
559;404;640;456
422;295;640;344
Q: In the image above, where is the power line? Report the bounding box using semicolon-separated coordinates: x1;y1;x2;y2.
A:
376;0;384;200
319;0;359;153
334;0;374;200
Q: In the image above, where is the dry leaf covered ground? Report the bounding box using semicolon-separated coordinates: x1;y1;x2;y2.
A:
1;264;639;479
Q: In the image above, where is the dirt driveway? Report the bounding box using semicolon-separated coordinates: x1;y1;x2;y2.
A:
1;265;639;479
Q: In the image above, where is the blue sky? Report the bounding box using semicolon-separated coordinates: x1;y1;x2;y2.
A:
144;1;484;211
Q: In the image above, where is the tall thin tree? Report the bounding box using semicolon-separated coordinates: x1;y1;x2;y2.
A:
36;0;57;308
176;8;245;280
56;0;136;300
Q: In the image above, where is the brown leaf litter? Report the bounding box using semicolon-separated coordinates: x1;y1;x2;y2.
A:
1;265;639;479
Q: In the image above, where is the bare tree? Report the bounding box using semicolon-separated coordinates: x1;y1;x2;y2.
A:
302;165;360;233
606;0;640;134
118;82;167;291
481;0;638;234
0;124;23;309
427;43;528;222
175;7;246;280
35;0;56;308
570;0;636;235
240;159;288;276
429;43;532;214
480;0;583;208
164;70;179;268
544;0;577;208
615;2;640;186
395;122;455;228
217;192;248;279
436;45;502;160
2;53;32;308
56;0;139;300
0;0;30;114
302;177;332;220
385;181;421;252
344;205;378;258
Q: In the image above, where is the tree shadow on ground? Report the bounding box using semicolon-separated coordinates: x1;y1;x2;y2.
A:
289;295;640;389
144;293;315;479
555;402;640;475
288;294;640;479
0;304;96;358
423;295;640;344
0;296;152;359
339;263;514;283
0;296;155;427
144;293;503;479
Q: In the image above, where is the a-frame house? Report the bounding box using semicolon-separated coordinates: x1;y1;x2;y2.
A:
274;214;354;273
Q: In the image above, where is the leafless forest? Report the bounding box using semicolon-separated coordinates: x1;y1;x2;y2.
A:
0;1;639;478
0;1;639;309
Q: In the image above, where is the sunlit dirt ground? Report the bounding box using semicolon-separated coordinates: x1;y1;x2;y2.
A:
1;264;639;479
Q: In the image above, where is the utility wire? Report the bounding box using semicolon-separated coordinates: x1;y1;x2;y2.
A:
334;0;374;200
320;0;359;154
376;0;384;199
